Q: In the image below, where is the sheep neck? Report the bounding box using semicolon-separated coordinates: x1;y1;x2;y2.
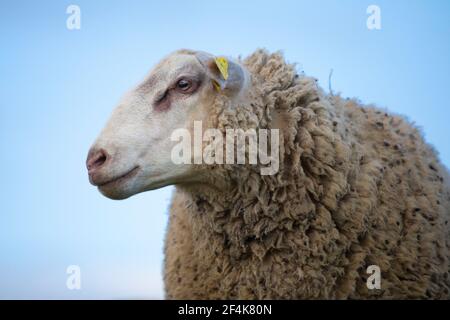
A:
177;51;354;263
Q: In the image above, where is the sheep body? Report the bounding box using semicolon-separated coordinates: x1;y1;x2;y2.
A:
164;50;450;299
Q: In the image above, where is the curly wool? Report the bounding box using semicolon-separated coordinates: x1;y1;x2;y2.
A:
164;50;450;299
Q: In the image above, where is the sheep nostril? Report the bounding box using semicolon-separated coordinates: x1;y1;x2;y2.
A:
93;154;106;167
86;148;109;172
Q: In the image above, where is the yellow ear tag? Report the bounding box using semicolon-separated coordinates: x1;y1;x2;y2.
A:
212;79;221;92
214;57;229;80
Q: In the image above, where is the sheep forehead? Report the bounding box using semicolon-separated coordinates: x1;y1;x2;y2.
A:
141;51;205;90
154;52;202;79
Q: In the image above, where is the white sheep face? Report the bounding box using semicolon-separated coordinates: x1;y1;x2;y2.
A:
87;50;248;199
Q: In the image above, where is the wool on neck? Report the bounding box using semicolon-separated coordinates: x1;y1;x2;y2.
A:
177;50;356;263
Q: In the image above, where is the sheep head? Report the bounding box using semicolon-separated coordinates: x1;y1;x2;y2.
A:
87;49;250;199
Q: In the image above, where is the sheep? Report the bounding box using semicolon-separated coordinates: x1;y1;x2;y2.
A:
87;49;450;299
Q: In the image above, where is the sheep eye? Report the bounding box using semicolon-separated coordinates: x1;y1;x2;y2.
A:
176;79;192;91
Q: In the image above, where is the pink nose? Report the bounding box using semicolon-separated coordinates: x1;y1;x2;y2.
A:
86;148;109;173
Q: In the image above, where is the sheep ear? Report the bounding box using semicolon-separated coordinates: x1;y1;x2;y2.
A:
195;52;247;95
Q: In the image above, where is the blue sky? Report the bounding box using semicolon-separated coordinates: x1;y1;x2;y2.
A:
0;0;449;299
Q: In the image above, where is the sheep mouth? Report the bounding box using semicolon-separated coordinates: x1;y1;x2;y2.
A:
96;166;140;188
